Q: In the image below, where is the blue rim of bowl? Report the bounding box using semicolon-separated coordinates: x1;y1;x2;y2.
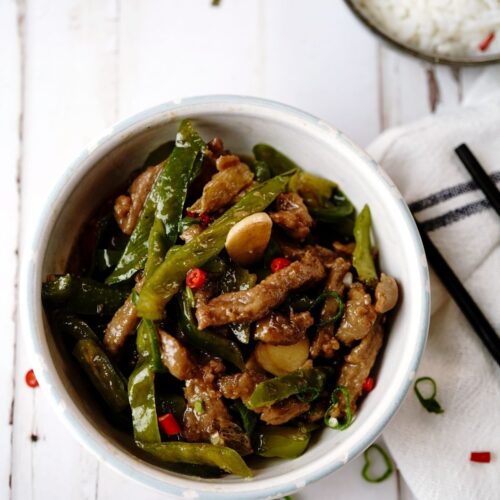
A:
22;95;430;499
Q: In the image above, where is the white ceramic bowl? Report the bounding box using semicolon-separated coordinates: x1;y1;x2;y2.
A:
21;96;430;499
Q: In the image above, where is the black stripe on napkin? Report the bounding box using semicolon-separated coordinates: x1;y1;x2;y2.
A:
410;171;500;213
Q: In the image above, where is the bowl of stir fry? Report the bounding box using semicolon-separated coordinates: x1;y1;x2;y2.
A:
22;96;429;498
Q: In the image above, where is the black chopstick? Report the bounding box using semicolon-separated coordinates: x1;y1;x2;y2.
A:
455;143;500;217
416;224;500;366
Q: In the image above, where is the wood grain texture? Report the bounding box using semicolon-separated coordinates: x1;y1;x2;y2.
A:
1;0;486;499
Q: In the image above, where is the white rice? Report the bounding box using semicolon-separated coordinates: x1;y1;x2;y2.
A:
352;0;500;58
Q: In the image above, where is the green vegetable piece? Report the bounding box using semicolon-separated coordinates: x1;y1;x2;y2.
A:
178;288;245;370
414;377;444;414
253;144;300;176
142;140;175;168
310;290;345;327
352;204;378;287
289;170;336;207
136;319;164;373
95;249;122;272
193;400;204;415
73;338;128;412
252;160;271;182
247;368;326;409
308;194;354;222
144;218;168;279
362;444;394;483
53;311;99;341
42;274;129;316
232;400;258;436
107;120;205;284
324;386;353;430
128;362;161;443
137;172;293;319
255;426;311;459
137;442;252;477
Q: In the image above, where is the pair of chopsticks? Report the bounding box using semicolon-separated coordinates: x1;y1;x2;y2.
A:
416;144;500;366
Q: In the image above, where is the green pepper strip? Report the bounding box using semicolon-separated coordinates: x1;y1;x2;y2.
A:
247;368;326;409
353;204;378;287
73;338;129;413
137;171;293;320
137;442;252;477
252;159;271;182
414;376;444;414
310;290;345;327
42;274;129;316
362;444;394;483
232;400;258;436
144;218;168;279
53;311;99;341
107;119;205;284
253;144;301;176
255;426;311;459
178;288;245;370
324;386;353;430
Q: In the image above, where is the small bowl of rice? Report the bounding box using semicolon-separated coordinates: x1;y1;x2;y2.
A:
346;0;500;65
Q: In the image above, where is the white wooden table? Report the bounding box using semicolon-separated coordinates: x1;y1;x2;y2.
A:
1;1;486;499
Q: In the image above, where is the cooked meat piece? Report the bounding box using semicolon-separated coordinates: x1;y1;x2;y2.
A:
196;252;326;329
103;276;144;355
258;398;310;425
336;283;377;346
280;242;338;268
183;359;252;456
270;192;313;240
179;223;203;243
218;369;267;404
114;164;161;235
216;154;240;171
333;241;355;254
310;257;351;358
255;311;313;345
306;399;329;423
329;322;383;420
158;330;198;381
229;181;257;204
374;273;399;313
207;137;224;157
187;162;254;214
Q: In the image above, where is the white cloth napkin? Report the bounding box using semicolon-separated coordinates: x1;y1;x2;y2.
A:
367;67;500;500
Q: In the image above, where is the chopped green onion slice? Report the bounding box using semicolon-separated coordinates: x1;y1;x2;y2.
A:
362;444;394;483
414;376;444;414
324;386;352;430
194;399;204;415
310;291;345;326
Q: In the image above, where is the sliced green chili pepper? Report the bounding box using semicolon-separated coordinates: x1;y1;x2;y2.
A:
253;144;301;176
289;170;336;207
232;400;258;436
136;319;164;373
144;218;167;279
362;444;394;483
137;171;293;319
95;249;122;272
107;120;205;284
53;311;99;341
42;274;129;316
252;159;271;182
142;140;175;168
138;442;252;477
178;288;245;370
414;376;444;414
324;386;353;430
353;204;378;287
310;291;345;327
73;338;128;412
247;368;326;409
255;426;311;459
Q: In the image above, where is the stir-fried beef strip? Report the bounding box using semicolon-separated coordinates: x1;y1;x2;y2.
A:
183;359;252;456
270;192;313;240
280;241;338;268
329;322;384;420
206;137;224;158
103;276;144;355
374;273;399;313
257;398;310;425
188;158;254;214
332;241;355;255
196;252;326;329
218;369;267;405
158;330;198;381
310;257;352;358
335;283;377;346
254;311;313;345
215;154;240;171
114;164;162;235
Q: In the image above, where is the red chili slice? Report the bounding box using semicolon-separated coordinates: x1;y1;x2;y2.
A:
270;257;291;273
362;377;375;393
158;413;182;436
186;267;207;289
185;210;197;218
199;212;212;227
25;369;39;388
470;452;491;463
479;32;495;52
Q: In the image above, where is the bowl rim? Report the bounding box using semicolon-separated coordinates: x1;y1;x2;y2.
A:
21;94;430;499
344;0;500;66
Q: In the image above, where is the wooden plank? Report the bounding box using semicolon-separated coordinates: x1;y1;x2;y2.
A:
0;0;22;498
12;0;119;498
